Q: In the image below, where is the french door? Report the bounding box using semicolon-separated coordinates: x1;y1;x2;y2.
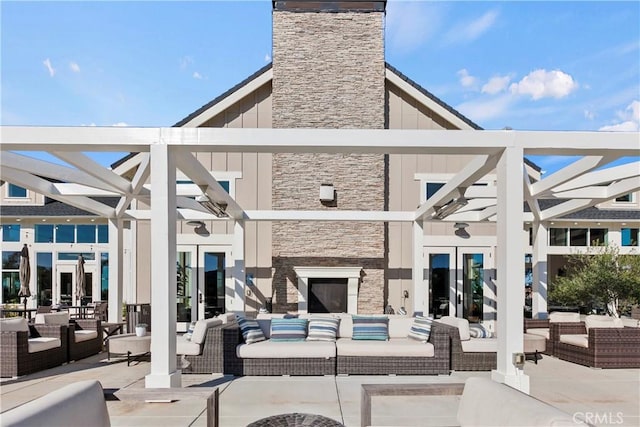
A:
176;245;226;330
425;247;494;323
56;265;93;306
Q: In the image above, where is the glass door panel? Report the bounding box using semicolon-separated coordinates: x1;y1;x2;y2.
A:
462;253;484;323
59;270;73;305
429;254;451;318
203;252;225;318
176;251;193;322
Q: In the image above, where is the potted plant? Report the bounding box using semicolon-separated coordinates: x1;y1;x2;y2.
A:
135;323;148;337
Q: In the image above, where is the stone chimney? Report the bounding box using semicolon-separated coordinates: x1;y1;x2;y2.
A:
271;1;387;313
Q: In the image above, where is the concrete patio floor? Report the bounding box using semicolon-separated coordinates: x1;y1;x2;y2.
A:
1;353;638;426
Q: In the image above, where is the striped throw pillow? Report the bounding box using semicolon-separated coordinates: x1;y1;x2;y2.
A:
184;321;197;341
352;316;389;341
270;318;308;342
237;316;266;345
469;323;493;338
307;317;340;342
407;316;433;342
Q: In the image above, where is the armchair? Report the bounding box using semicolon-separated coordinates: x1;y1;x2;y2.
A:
0;317;68;377
34;312;102;361
555;315;640;368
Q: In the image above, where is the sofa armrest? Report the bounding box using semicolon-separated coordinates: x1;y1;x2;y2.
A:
550;321;585;342
588;327;640;350
72;319;101;331
524;319;549;331
428;327;450;359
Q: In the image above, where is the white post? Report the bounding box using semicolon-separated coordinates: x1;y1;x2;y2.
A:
228;220;246;313
492;145;529;393
412;220;426;316
532;221;548;319
145;143;181;388
107;218;123;323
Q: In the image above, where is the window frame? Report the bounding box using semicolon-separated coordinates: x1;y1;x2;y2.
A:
6;183;28;198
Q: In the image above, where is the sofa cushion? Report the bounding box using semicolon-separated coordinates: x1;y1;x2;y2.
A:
584;315;624;331
270;318;308;342
37;312;70;325
217;313;237;324
621;317;640;328
74;330;98;343
176;334;202;355
0;380;110;427
191;318;222;345
407;316;433;342
549;312;581;323
460;337;498;353
387;316;414;338
236;340;336;359
526;328;549;340
336;338;435;357
0;317;29;332
237;316;266;345
438;316;471;341
28;337;61;353
560;334;589;348
469;323;493;338
352;316;388;341
307;317;340;342
337;314;353;338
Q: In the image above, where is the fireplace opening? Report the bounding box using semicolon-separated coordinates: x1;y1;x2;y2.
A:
308;278;348;313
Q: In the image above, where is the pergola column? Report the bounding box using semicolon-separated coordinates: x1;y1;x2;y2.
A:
145;143;180;388
532;221;548;318
492;145;529;393
228;220;246;313
412;220;426;316
107;218;124;323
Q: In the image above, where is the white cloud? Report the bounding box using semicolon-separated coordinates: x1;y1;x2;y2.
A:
482;75;511;95
69;62;80;73
509;69;578;100
264;53;271;62
599;100;640;131
112;122;128;127
192;71;203;79
457;69;476;88
179;56;193;70
386;1;443;53
456;94;513;123
445;10;498;45
43;58;55;77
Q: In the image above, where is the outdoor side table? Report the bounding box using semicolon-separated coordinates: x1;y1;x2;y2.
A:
107;333;151;366
524;333;545;364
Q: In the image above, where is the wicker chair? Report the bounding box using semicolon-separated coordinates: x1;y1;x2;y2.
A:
431;320;496;371
554;316;640;369
176;319;239;374
68;319;103;361
0;317;68;377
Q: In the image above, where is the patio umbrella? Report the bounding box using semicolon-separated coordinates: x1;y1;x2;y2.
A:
75;255;85;305
18;244;31;316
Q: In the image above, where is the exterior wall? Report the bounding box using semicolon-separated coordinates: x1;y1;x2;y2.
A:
0;182;44;206
596;190;640;209
271;9;386;313
386;81;497;313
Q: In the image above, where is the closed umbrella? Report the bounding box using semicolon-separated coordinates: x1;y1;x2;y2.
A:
75;255;86;305
18;244;31;316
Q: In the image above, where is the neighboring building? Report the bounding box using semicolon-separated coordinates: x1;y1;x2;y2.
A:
2;1;638;331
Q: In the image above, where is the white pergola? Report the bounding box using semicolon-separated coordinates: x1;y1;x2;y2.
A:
2;126;639;391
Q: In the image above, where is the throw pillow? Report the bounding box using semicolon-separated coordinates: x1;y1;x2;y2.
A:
352;316;389;341
184;321;197;341
407;316;433;342
307;317;340;342
237;316;266;345
270;318;308;342
469;323;493;338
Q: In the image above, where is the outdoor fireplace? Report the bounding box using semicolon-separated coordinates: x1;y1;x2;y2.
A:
293;266;362;314
308;278;348;313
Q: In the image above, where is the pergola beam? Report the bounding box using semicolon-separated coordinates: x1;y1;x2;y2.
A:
530;155;617;196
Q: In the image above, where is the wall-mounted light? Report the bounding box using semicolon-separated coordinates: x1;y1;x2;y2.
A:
454;222;469;230
432;197;468;220
186;220;206;228
319;183;335;202
195;194;228;218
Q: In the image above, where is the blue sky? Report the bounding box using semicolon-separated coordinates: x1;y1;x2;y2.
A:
2;1;639;173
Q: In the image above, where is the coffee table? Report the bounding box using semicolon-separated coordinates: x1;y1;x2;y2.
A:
107;333;151;366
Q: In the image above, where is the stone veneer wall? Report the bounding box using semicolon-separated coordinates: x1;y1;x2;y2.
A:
271;9;386;313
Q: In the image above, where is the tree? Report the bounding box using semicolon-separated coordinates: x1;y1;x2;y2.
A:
549;244;640;317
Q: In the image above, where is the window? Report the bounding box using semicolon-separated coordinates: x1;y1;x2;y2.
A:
615;193;633;203
569;228;588;246
55;225;75;243
37;253;53;306
101;253;109;301
7;184;27;198
76;225;96;243
97;225;108;243
57;252;95;261
589;229;608;246
426;183;445;200
622;228;639;246
2;251;21;304
35;224;54;243
549;228;567;246
1;224;20;242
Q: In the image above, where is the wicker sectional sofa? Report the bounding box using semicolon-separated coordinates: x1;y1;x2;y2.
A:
432;317;497;371
222;314;450;376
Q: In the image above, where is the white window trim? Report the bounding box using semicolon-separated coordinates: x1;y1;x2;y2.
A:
614;193;635;204
175;171;242;199
6;183;29;199
414;173;496;204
